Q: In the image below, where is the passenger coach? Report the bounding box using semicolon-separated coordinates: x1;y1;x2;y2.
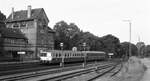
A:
40;50;106;64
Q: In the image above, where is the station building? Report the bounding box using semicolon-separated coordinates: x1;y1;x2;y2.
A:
5;6;55;60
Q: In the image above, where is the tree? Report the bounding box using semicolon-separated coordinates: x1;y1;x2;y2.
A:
0;11;6;54
53;21;69;50
100;34;121;57
0;11;6;28
53;21;124;58
120;42;138;58
53;21;81;50
144;45;150;57
75;32;99;51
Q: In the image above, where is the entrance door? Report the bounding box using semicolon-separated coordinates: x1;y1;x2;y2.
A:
12;51;20;61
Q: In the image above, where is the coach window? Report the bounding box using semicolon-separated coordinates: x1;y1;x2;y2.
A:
66;54;68;57
56;53;58;57
53;53;55;57
65;54;67;57
57;53;59;57
67;53;69;57
69;53;72;57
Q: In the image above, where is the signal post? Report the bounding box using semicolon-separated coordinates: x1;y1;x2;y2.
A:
82;42;86;67
60;43;64;67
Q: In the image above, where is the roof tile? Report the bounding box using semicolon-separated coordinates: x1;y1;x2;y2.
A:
6;8;43;22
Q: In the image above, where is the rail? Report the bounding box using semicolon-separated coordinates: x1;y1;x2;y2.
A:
0;62;116;81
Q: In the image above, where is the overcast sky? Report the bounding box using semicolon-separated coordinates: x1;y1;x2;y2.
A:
0;0;150;45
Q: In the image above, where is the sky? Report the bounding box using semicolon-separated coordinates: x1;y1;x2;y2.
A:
0;0;150;45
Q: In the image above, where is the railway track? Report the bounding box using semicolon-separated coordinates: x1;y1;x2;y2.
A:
39;64;117;81
0;62;90;76
0;62;120;81
38;63;122;81
0;62;41;72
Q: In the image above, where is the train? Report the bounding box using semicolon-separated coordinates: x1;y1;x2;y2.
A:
39;50;107;64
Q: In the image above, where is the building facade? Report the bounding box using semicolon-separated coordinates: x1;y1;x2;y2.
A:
0;27;29;61
6;6;55;60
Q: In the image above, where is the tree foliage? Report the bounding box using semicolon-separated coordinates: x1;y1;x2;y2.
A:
53;20;138;58
0;11;6;28
144;45;150;57
120;42;138;57
0;11;6;54
53;21;121;51
53;21;81;50
99;34;120;54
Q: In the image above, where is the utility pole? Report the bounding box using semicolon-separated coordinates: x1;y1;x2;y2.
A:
123;20;132;57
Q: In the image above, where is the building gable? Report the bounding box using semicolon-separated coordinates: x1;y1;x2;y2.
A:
38;9;49;24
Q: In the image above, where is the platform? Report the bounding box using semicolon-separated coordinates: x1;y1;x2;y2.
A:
0;60;39;65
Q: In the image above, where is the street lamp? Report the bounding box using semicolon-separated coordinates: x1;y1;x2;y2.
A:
123;20;132;57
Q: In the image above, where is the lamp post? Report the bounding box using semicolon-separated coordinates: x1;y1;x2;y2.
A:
60;43;64;67
123;20;132;57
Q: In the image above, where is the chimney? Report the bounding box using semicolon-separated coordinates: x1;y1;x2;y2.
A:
11;7;14;20
27;5;31;18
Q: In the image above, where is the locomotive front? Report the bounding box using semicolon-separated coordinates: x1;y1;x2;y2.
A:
40;51;52;63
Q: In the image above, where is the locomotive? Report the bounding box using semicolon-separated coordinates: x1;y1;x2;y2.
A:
39;50;107;64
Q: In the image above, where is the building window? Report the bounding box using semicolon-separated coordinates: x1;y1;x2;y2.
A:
13;23;19;28
41;40;44;45
20;22;26;28
40;30;44;33
11;39;14;44
43;24;46;27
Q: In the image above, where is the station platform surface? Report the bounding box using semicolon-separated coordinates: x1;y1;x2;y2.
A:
140;58;150;81
0;60;39;65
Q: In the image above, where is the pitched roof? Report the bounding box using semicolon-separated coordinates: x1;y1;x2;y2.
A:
0;27;27;39
47;26;55;33
6;8;45;22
